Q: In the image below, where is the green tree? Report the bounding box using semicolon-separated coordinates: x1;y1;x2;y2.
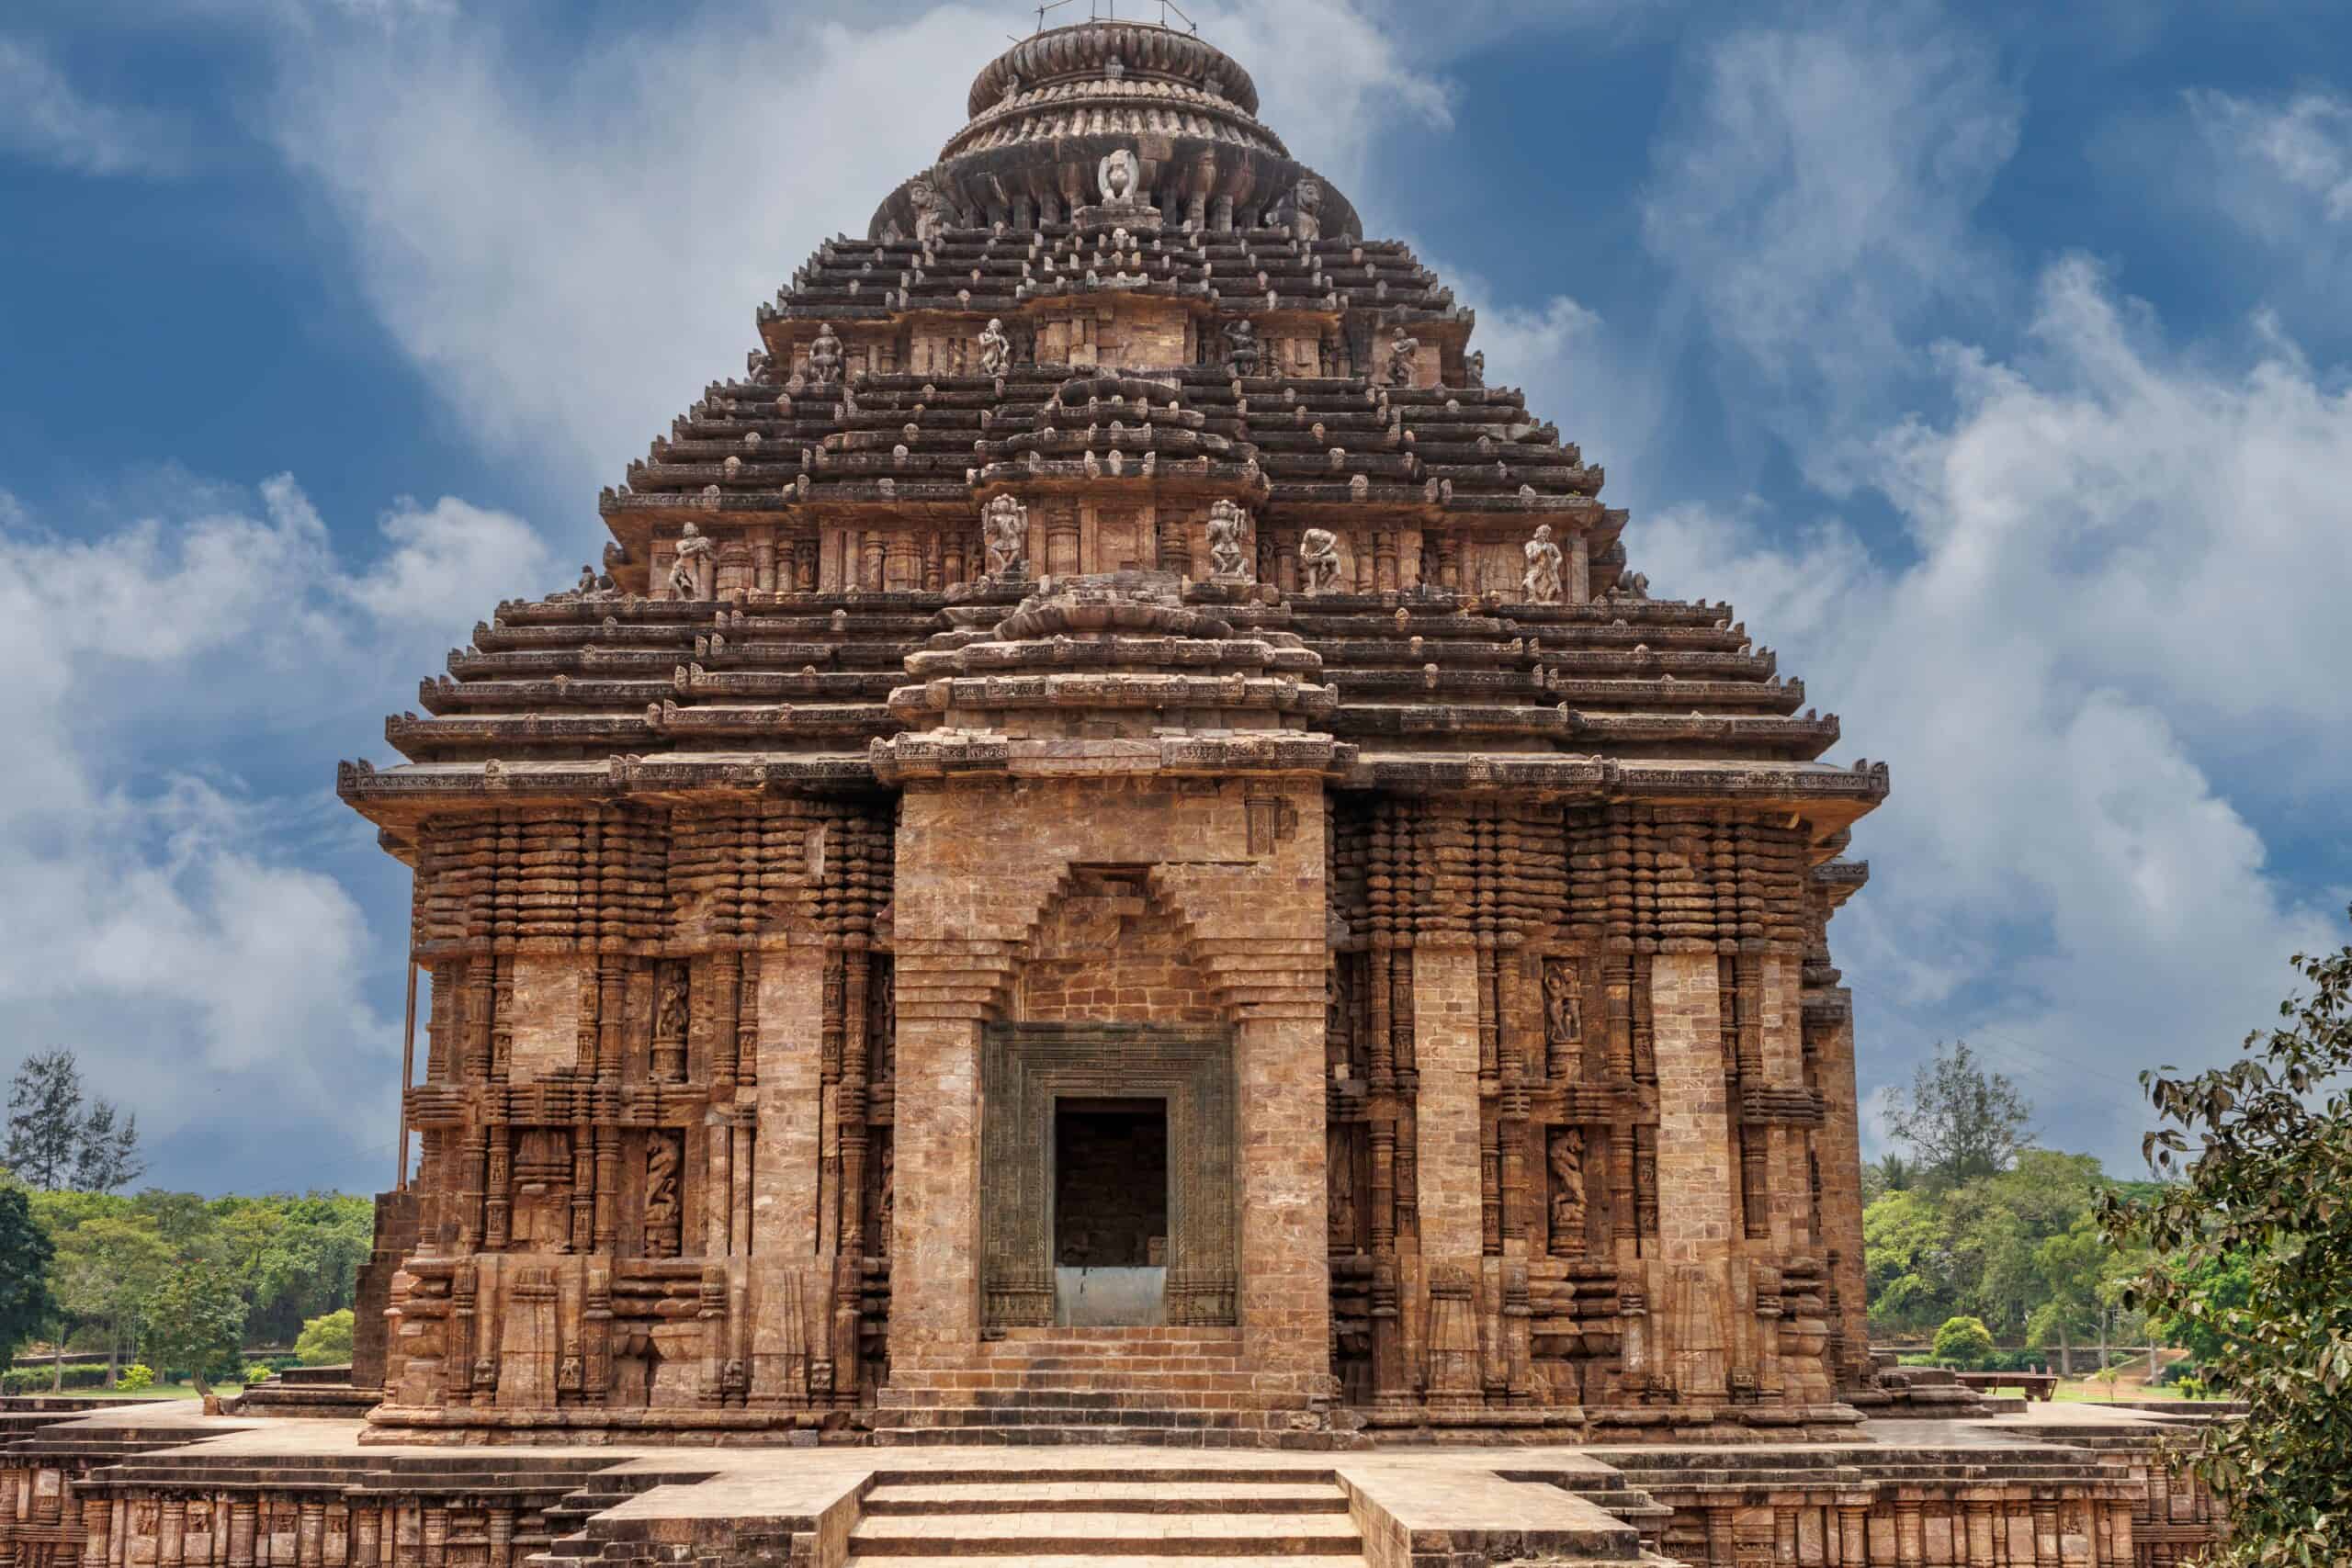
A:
0;1185;58;1360
1863;1189;1959;1336
51;1213;174;1382
1933;1314;1996;1370
141;1263;247;1397
6;1050;85;1190
4;1050;142;1192
2107;908;2352;1565
295;1308;355;1367
1885;1040;2034;1187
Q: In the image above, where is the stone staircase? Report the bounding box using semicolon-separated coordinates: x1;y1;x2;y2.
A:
843;1465;1367;1563
874;1329;1354;1449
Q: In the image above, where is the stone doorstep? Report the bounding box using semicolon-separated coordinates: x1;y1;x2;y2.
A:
847;1559;1369;1568
862;1479;1351;1515
846;1508;1363;1556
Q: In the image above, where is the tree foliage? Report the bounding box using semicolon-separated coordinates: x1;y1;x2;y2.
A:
2106;911;2352;1566
141;1263;247;1397
1933;1314;1995;1369
50;1213;174;1375
0;1186;57;1360
1885;1039;2034;1186
5;1051;143;1192
295;1308;355;1367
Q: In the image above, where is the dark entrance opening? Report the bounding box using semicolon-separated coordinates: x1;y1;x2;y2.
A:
1054;1097;1168;1268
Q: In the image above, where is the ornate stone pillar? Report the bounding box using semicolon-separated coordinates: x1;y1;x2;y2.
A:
1648;951;1736;1401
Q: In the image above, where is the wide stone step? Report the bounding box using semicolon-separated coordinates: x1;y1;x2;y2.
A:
847;1510;1362;1556
850;1558;1368;1568
862;1480;1349;1515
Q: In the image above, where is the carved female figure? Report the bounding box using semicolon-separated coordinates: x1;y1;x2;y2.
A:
977;318;1012;378
1385;325;1420;389
1299;527;1341;594
983;493;1029;580
1207;499;1251;581
807;323;844;387
668;525;715;600
644;1133;683;1253
1522;524;1565;605
1543;960;1581;1045
1548;1129;1588;1255
1221;318;1260;378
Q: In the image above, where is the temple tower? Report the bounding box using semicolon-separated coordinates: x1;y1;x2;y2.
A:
340;18;1887;1445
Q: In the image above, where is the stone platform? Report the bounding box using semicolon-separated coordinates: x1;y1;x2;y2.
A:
0;1399;2226;1567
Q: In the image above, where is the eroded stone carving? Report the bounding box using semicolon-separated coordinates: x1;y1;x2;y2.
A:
909;175;948;244
978;318;1012;378
1522;524;1565;605
1548;1128;1587;1257
1290;176;1324;243
1298;527;1341;595
1610;569;1651;601
807;323;844;387
1384;325;1420;389
668;525;715;601
1221;318;1260;378
644;1131;683;1258
1464;349;1486;389
1544;959;1581;1046
1208;499;1251;582
1098;147;1142;209
983;493;1029;580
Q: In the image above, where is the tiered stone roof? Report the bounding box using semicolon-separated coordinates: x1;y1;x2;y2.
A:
341;17;1887;852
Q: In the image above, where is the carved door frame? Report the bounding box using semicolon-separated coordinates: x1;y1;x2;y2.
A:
980;1023;1238;1331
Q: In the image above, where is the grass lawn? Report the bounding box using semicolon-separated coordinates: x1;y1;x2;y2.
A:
39;1381;254;1401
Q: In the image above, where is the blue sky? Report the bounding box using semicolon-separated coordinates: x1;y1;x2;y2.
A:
2;0;2347;1194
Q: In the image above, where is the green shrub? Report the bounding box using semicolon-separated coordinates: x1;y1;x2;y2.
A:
243;1364;276;1388
1933;1315;1996;1371
116;1364;153;1393
1;1363;108;1394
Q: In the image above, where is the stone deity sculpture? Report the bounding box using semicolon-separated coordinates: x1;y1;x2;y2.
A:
807;323;844;387
1522;525;1565;605
1548;1129;1588;1255
1221;318;1260;378
1207;499;1251;582
1098;147;1142;209
1385;326;1420;389
1610;570;1650;602
1299;528;1341;595
643;1134;682;1253
983;493;1029;580
1464;349;1486;389
1290;176;1324;243
977;318;1012;378
668;524;715;600
1543;962;1581;1045
909;175;948;245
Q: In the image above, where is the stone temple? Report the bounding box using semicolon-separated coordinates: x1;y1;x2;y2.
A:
0;19;2226;1568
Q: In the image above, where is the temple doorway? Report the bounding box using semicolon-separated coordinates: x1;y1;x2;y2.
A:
1054;1097;1169;1325
980;1023;1238;1331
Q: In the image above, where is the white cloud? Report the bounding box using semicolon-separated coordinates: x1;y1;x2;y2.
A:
0;475;551;1187
1639;1;2020;480
2191;88;2352;223
1635;258;2349;1169
0;36;187;175
257;1;1464;499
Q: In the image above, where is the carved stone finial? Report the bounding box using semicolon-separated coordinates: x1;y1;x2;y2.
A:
1207;499;1252;583
1521;524;1564;605
1298;527;1341;595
